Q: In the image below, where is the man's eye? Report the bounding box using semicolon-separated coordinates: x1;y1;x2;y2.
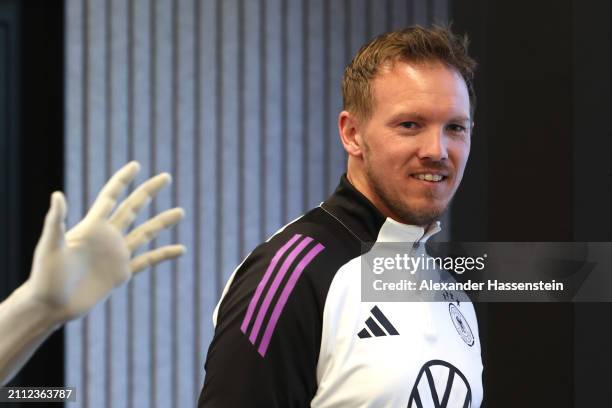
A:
400;121;418;129
447;124;467;133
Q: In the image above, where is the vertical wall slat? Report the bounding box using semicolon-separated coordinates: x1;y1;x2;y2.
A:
103;0;113;405
64;0;84;400
192;0;203;392
147;0;158;406
237;0;246;259
300;0;309;212
258;0;270;237
286;0;304;221
322;0;331;194
108;0;131;406
79;0;90;405
176;0;197;404
328;0;347;190
86;0;108;405
125;0;136;405
65;1;448;406
413;0;428;24
280;0;289;223
170;0;179;405
243;0;263;252
264;0;283;238
220;0;240;283
152;1;173;406
130;0;153;405
214;0;223;295
198;0;219;389
307;0;324;206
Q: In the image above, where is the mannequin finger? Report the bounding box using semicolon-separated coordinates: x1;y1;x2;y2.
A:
125;208;185;252
130;244;186;274
87;161;140;220
37;191;68;252
109;172;171;230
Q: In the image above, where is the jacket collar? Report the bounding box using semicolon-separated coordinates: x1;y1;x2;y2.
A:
320;173;442;244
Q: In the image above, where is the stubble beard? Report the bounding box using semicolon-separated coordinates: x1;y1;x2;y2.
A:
364;161;447;227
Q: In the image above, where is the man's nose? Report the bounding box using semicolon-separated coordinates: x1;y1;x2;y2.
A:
417;127;448;161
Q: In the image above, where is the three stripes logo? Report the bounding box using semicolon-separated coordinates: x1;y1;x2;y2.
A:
240;233;325;357
357;306;399;338
408;360;472;408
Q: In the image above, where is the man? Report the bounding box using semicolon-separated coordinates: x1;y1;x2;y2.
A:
0;162;185;386
199;25;482;407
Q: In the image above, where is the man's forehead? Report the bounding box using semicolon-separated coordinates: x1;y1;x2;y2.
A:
374;60;466;92
377;58;455;77
371;60;470;117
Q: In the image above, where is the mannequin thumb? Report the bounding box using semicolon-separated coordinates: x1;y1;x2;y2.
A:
38;191;68;252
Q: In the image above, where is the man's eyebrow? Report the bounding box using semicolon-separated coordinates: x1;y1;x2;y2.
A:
391;112;428;122
449;116;471;123
390;113;471;123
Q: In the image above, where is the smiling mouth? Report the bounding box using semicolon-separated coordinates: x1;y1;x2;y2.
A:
411;173;447;182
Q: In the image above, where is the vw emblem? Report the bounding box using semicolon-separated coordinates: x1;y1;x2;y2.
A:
408;360;472;407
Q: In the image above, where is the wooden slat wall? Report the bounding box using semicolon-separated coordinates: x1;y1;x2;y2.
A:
64;0;448;406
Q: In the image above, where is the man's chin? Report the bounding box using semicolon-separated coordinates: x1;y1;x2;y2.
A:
403;213;441;227
392;201;447;226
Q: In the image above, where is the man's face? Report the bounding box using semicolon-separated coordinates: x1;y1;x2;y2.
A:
356;60;471;226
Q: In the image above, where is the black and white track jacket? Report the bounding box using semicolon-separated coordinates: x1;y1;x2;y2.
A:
199;174;483;408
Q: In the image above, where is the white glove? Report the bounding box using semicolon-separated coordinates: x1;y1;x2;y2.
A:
0;161;186;385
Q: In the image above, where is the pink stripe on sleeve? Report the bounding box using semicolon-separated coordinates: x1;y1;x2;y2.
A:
258;243;325;356
248;237;313;344
240;234;302;334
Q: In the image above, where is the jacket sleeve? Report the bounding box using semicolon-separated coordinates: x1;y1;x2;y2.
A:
198;231;330;408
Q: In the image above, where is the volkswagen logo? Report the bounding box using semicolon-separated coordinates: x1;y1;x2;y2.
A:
408;360;472;408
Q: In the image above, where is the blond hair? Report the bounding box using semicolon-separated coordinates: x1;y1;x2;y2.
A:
342;25;477;121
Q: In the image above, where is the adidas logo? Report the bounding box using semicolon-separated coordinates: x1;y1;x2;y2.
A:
357;306;400;338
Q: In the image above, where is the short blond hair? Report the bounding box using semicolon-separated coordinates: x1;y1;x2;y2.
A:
342;25;477;121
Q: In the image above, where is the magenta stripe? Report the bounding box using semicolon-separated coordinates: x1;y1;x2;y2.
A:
258;243;325;356
248;236;314;344
240;234;302;334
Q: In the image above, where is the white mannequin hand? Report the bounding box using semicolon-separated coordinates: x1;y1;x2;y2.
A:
0;161;186;385
25;161;185;322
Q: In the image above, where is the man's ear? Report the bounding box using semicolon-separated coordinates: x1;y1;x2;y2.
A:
338;110;363;158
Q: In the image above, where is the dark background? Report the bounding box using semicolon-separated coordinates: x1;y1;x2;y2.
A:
0;0;610;406
0;0;65;401
451;0;611;406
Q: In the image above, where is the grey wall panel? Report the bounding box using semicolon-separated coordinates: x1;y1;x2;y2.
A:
64;0;447;406
284;0;305;220
306;0;325;207
84;0;108;406
327;0;348;193
413;0;429;24
349;0;367;56
219;0;240;284
107;0;129;406
242;0;263;256
64;0;84;397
